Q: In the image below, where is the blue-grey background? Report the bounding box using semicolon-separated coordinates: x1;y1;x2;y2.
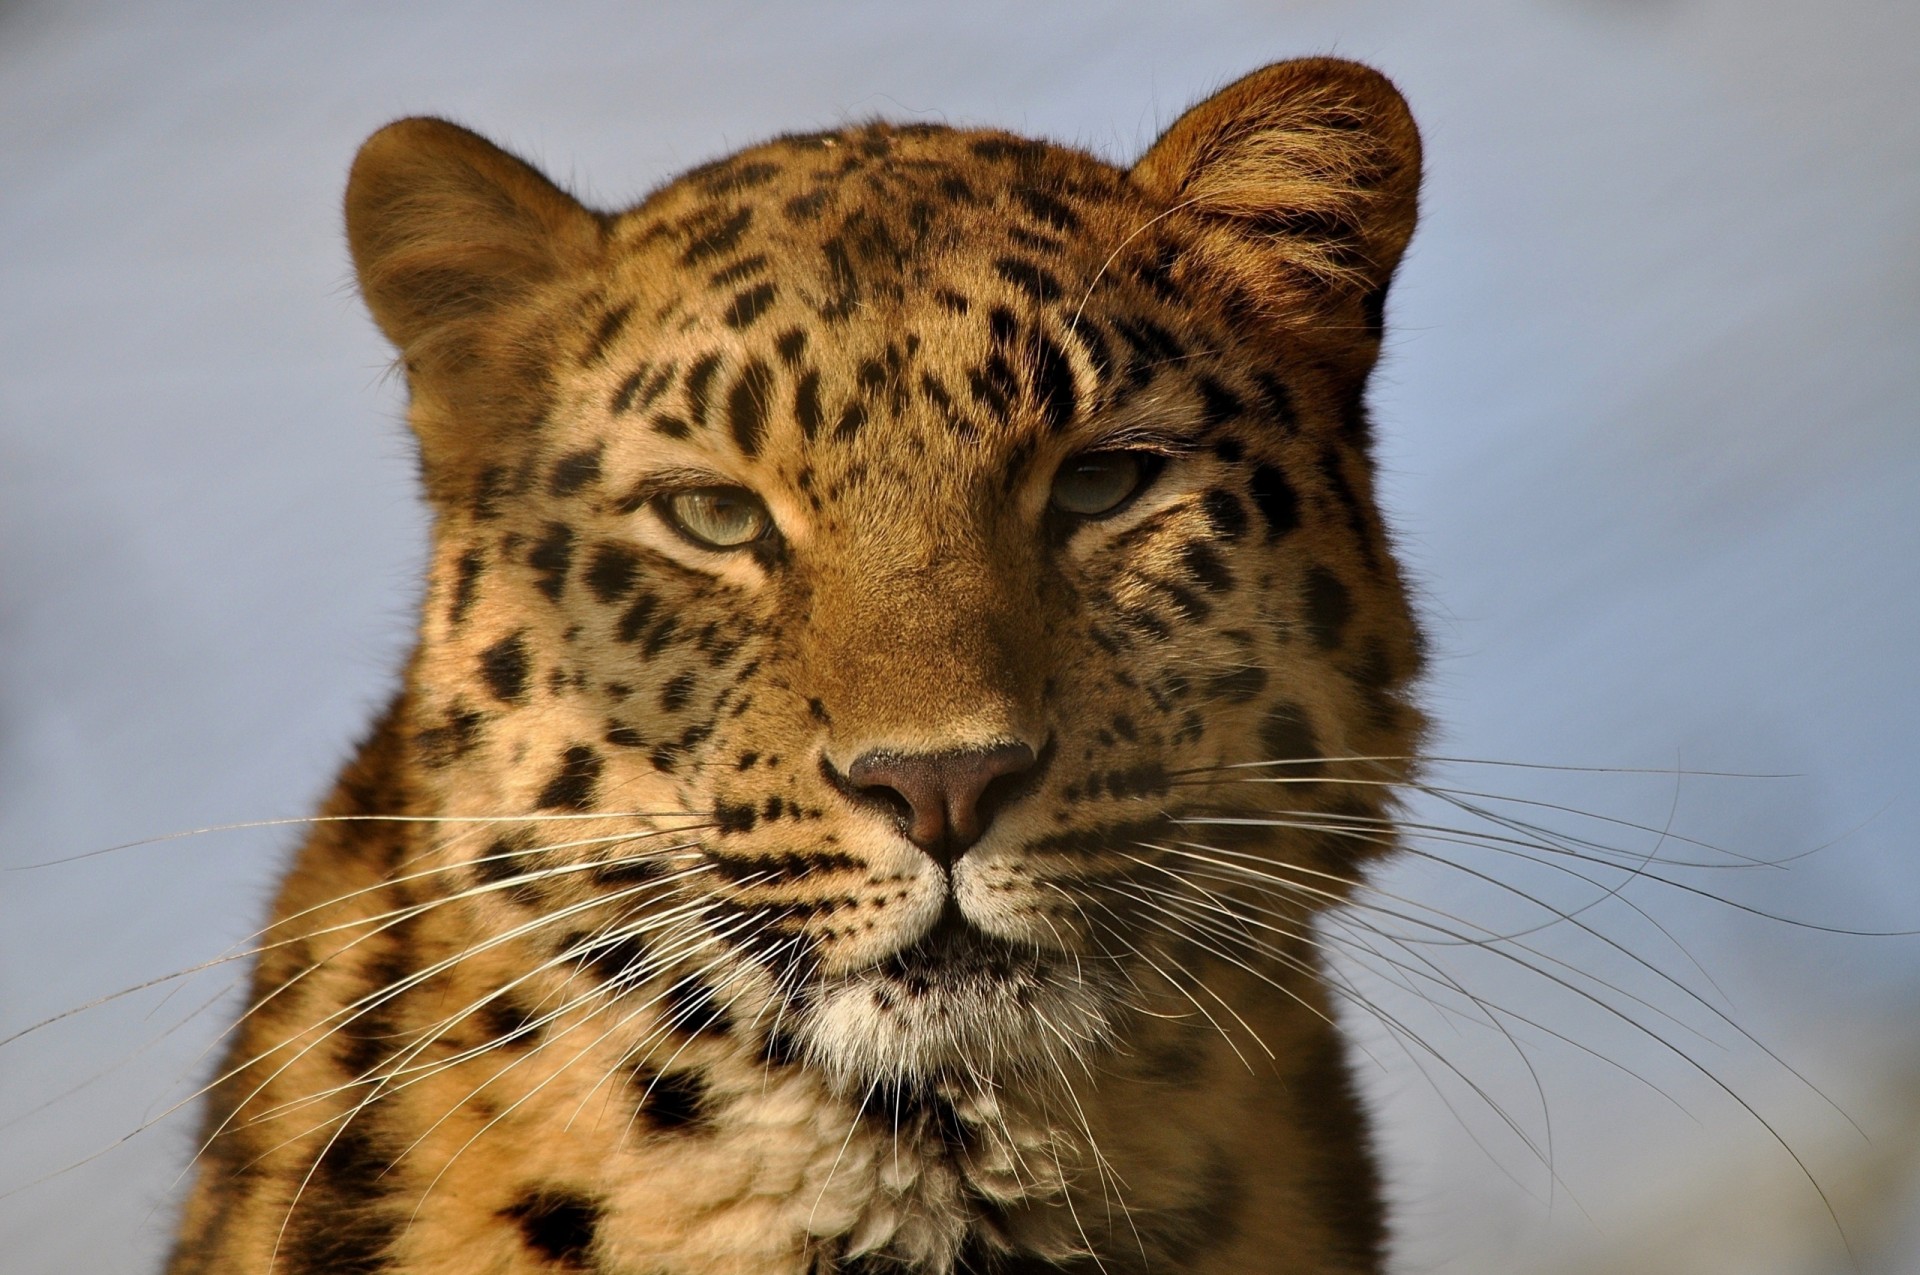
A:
3;2;1916;1271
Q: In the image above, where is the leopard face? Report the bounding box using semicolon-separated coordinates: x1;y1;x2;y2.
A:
354;60;1425;1103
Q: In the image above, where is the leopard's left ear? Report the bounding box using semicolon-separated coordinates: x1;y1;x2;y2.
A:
1130;58;1421;350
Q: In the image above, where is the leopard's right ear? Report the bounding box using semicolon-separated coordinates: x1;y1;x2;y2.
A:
345;117;605;382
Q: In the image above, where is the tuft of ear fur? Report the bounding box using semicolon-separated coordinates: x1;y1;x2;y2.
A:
1131;58;1421;352
345;118;605;491
346;117;603;366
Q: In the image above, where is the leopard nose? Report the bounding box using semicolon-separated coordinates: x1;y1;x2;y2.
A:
845;742;1039;868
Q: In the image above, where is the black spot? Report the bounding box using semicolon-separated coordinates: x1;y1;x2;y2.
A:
1214;437;1245;464
471;832;535;889
501;1188;600;1269
635;1068;709;1130
1063;314;1112;386
1181;541;1233;592
818;236;861;320
584;543;639;605
708;254;770;288
583;303;632;363
582;930;652;988
833;400;867;441
1031;334;1077;431
794;369;824;439
615;591;660;645
1258;702;1324;775
775;327;809;364
479;997;541;1048
685;352;724;425
642;614;680;658
416;705;483;769
1110;315;1185;364
714;800;757;834
1319;447;1379;567
1350;639;1402;731
529;523;575;601
988;306;1020;346
993;256;1063;303
479;632;530;703
660;975;733;1038
537;745;602;810
970;136;1040;161
1252;371;1300;432
1302;567;1352;649
605;722;647;749
727;358;774;456
449;547;485;626
653;413;691;440
1202;489;1248;541
1015;186;1081;233
682;205;754;266
698;160;781;194
659;671;696;713
592;854;663;887
638;363;679;414
1132;238;1183;300
611;362;653;414
1195;376;1243;429
1250;465;1300;540
933;287;970;314
548;446;602;497
784;187;831;221
282;1121;399;1274
472;464;510;519
722;281;778;329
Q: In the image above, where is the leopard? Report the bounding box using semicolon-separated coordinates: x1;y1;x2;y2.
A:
164;57;1427;1275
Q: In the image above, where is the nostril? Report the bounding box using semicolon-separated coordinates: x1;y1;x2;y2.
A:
837;741;1043;867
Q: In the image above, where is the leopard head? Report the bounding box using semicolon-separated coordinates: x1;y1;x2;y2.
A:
345;58;1425;1097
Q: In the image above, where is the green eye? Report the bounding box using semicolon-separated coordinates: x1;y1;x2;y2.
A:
1050;450;1157;517
660;487;772;549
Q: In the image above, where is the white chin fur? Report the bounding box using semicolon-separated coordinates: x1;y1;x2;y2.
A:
796;965;1117;1089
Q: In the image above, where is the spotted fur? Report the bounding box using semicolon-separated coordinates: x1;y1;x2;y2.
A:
167;59;1426;1275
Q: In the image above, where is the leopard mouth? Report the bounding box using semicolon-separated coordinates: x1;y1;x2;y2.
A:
795;897;1115;1085
873;897;1043;992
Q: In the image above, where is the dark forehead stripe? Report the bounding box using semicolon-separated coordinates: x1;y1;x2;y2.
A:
728;359;775;456
582;303;633;365
684;352;724;425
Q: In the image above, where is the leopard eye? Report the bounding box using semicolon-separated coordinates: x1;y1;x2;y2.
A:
1050;450;1158;517
659;487;772;549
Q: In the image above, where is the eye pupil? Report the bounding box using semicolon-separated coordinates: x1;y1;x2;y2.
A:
1051;450;1150;517
662;487;771;548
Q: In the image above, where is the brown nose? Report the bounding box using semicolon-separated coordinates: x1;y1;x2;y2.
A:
844;742;1039;867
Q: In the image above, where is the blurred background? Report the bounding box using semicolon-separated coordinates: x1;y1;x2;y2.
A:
2;1;1916;1271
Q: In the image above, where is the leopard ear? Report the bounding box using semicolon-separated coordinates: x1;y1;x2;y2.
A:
345;116;604;382
1130;58;1421;347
